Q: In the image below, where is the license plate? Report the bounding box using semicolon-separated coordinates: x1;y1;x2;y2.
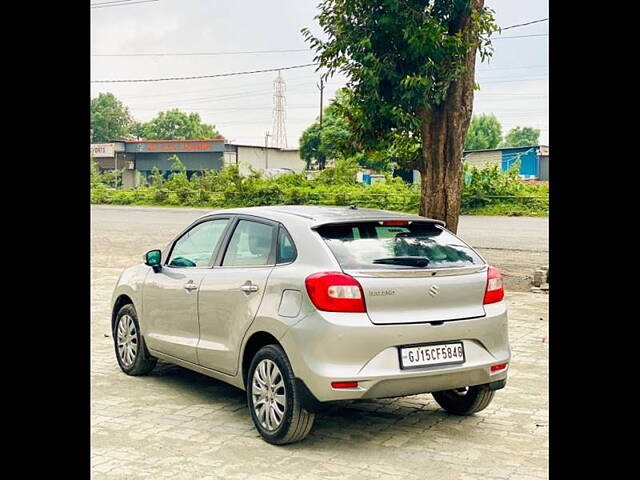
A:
398;342;465;369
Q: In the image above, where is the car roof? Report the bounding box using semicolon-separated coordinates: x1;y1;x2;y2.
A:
198;205;445;227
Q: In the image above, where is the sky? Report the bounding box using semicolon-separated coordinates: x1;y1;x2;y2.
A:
90;0;548;148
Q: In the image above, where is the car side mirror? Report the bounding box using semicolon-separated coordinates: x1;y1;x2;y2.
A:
144;249;162;272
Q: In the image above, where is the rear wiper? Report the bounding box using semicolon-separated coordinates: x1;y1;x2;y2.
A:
372;256;430;267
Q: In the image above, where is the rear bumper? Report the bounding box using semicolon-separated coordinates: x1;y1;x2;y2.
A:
280;301;510;403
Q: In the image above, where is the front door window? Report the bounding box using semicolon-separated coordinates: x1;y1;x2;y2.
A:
168;219;230;267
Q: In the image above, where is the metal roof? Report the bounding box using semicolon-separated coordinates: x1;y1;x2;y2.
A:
463;145;548;154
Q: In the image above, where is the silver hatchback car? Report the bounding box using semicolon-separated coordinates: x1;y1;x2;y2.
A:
111;206;510;444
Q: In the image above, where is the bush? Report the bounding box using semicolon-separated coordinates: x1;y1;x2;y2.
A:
91;159;548;216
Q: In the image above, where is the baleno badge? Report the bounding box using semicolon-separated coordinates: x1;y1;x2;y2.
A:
368;289;396;296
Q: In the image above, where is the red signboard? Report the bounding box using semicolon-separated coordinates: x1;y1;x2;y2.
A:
125;139;225;154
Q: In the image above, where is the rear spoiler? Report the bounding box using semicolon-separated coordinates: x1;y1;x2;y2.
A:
311;217;446;230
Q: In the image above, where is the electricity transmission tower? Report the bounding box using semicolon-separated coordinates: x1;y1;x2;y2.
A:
271;70;288;148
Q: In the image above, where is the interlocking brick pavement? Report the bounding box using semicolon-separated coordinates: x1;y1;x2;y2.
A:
91;266;548;479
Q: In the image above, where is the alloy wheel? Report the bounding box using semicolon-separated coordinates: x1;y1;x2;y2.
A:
252;359;287;431
117;314;138;367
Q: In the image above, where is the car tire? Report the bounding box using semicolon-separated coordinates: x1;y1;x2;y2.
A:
113;304;157;376
432;385;495;415
247;344;315;445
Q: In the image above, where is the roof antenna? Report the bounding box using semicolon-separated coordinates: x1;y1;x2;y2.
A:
348;205;358;210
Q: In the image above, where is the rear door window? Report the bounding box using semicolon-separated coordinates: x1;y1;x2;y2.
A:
276;228;296;264
316;221;483;270
222;220;276;267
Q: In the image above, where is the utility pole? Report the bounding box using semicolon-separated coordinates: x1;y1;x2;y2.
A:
316;77;325;169
114;150;119;189
317;77;324;127
265;132;272;170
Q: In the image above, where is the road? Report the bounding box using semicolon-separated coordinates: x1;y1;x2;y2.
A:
91;205;548;291
91;205;548;479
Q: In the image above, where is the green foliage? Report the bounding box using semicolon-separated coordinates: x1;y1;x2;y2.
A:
91;159;547;216
315;157;360;185
90;95;226;142
301;0;498;156
299;88;409;173
138;109;223;140
129;121;146;140
90;156;101;186
460;160;548;215
90;93;133;142
501;126;540;147
465;114;502;150
299;90;355;170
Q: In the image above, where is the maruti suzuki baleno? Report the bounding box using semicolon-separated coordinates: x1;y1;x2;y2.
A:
111;206;510;444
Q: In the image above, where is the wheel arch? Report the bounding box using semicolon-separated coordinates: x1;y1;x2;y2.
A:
241;331;283;388
112;294;135;332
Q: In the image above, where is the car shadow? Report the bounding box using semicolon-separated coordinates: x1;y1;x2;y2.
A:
143;361;468;446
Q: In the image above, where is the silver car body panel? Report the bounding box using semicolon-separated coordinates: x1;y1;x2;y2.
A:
142;266;207;363
196;265;274;375
111;206;510;403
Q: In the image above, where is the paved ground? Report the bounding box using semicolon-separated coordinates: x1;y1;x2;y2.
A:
91;205;549;479
91;205;548;292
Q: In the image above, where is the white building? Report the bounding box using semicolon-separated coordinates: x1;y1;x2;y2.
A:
224;143;305;175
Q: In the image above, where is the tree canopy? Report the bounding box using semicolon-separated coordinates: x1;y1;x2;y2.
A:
302;0;496;154
90;93;225;142
300;89;406;172
501;126;541;147
139;109;223;140
464;113;502;150
90;92;133;142
302;0;497;232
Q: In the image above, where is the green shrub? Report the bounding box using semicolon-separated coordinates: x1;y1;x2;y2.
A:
91;160;547;216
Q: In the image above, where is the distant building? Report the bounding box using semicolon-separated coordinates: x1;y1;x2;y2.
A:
224;143;305;175
91;141;137;188
91;139;303;188
126;139;226;183
463;145;549;181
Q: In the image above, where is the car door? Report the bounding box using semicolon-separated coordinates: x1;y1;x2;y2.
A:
142;217;232;363
197;217;277;375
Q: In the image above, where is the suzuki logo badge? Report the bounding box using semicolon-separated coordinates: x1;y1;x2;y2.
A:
428;285;440;297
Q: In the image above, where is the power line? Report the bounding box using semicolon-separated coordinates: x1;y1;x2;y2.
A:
91;0;158;9
91;62;545;85
493;33;548;40
91;0;132;5
91;19;549;57
91;34;546;57
92;49;310;57
501;18;548;30
91;63;316;83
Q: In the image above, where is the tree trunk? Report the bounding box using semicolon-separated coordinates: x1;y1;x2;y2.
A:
417;0;482;234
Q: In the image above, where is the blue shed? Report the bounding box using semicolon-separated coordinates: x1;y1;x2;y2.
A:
463;145;548;180
501;146;539;179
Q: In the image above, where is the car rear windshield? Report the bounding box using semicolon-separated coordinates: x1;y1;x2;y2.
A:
316;221;484;270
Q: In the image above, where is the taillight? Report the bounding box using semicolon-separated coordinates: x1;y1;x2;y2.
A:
305;272;367;313
483;266;505;304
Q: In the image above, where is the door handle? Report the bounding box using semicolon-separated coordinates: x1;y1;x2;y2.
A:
184;281;198;292
240;283;259;294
